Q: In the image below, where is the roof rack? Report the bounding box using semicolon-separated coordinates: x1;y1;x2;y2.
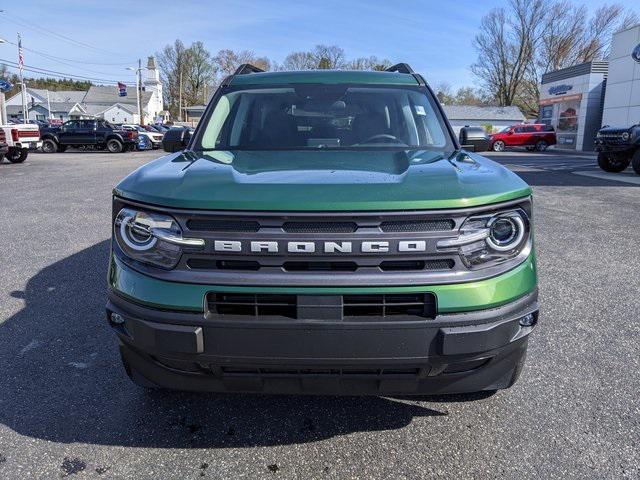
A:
233;63;265;75
385;63;415;74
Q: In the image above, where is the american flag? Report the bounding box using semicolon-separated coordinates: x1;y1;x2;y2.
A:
18;35;24;74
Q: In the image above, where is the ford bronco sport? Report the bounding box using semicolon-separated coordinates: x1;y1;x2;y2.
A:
107;63;538;395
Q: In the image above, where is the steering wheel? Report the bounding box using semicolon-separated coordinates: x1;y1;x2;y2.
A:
359;134;402;144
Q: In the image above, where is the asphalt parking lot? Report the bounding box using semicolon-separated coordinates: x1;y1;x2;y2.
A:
0;148;638;479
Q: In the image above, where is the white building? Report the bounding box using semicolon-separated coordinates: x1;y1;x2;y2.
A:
538;61;608;151
443;106;526;136
5;56;168;124
601;24;640;128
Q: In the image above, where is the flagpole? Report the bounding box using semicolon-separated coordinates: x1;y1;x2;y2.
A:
18;33;27;123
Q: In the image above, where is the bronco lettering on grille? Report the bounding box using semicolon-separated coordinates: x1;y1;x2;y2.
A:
211;240;430;254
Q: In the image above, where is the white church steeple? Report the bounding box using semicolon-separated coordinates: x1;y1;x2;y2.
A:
144;56;164;121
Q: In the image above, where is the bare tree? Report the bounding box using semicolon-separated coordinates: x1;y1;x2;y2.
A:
213;49;271;77
313;45;346;69
183;42;215;105
472;0;638;117
471;0;547;111
434;82;454;104
282;51;316;70
345;56;392;71
157;40;189;118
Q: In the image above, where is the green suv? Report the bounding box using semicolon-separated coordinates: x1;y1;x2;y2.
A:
107;63;538;395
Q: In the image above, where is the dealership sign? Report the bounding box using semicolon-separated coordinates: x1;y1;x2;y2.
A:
548;84;573;96
633;43;640;63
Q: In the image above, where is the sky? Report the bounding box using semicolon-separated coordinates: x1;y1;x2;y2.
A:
0;0;637;90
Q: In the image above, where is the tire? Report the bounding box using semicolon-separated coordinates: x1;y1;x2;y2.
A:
631;150;640;176
535;140;548;151
6;147;28;163
42;139;58;154
492;140;505;152
597;152;630;173
107;138;123;153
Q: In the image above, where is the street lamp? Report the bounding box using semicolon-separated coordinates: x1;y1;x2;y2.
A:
0;37;6;124
126;62;146;125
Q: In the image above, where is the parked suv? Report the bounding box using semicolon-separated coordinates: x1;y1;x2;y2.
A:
594;124;640;174
40;119;138;153
108;64;538;396
489;124;556;152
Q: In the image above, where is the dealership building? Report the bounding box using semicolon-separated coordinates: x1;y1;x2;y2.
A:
539;24;640;151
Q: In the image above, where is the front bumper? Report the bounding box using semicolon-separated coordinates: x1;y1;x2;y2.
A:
107;256;538;395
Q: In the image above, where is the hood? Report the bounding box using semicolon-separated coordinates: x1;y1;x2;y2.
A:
114;149;531;211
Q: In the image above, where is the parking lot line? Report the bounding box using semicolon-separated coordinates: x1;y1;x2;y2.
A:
573;170;640;185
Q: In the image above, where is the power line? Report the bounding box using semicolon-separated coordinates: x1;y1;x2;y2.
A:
0;38;135;66
1;59;133;85
1;11;126;57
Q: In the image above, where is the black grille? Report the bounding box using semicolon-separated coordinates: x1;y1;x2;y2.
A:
186;219;260;232
188;258;260;271
282;221;357;233
206;292;436;320
343;293;436;318
209;293;297;318
379;259;454;271
380;219;455;232
283;261;358;272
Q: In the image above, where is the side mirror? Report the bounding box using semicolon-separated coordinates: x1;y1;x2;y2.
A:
162;128;192;153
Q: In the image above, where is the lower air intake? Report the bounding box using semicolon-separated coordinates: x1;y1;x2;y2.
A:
206;292;437;320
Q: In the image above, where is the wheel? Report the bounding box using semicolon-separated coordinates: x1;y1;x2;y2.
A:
41;139;58;153
107;139;123;153
598;152;630;173
6;147;28;163
631;150;640;176
535;140;548;151
492;140;505;152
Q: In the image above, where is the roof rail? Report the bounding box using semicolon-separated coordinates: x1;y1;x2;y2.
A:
233;63;265;75
385;63;414;74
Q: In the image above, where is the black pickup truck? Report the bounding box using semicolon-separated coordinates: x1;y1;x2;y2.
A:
40;119;138;153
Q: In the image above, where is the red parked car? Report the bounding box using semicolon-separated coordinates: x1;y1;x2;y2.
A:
489;124;556;152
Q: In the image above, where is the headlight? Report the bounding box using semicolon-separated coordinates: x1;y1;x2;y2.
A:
621;132;630;141
114;207;203;269
437;208;530;269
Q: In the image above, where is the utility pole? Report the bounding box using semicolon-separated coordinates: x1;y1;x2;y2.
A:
178;65;183;122
46;89;52;120
0;36;6;124
18;33;28;123
137;58;144;125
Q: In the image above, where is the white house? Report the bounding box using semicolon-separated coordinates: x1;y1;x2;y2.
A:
5;56;167;124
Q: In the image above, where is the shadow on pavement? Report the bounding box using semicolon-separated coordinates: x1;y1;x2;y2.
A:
0;241;479;448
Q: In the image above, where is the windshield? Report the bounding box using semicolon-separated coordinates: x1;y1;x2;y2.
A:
195;84;454;151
